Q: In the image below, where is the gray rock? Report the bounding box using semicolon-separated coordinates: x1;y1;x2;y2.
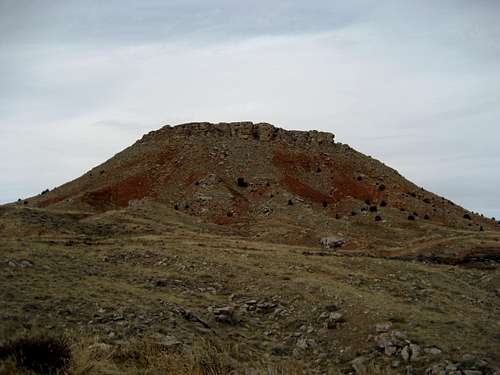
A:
409;344;421;361
319;311;330;320
385;345;398;356
326;312;344;329
425;362;448;375
424;347;442;356
351;356;368;374
256;302;276;313
320;236;346;249
19;260;34;268
463;371;483;375
296;338;317;350
213;306;239;325
157;335;182;352
375;322;392;333
401;346;411;362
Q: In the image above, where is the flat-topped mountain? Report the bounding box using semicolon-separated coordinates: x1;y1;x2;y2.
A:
3;122;496;260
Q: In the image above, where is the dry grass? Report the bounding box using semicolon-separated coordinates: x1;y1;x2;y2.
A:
0;333;406;375
1;335;310;375
1;231;499;374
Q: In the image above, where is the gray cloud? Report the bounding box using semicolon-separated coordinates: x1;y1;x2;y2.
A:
0;1;499;219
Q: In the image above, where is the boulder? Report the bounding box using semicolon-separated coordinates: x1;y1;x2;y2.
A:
320;236;346;249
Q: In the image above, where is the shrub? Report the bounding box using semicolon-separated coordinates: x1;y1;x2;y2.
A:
0;335;71;374
237;178;248;188
463;214;471;220
408;215;415;221
380;200;387;207
378;184;386;191
369;206;377;212
288;199;293;206
41;189;50;195
322;201;328;208
364;199;371;205
375;215;382;221
424;214;430;220
479;226;484;232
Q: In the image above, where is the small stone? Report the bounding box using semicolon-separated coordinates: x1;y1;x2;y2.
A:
425;362;448;375
424;347;442;356
19;260;34;268
463;371;482;375
375;322;392;333
326;312;344;329
351;356;368;374
401;346;410;362
329;312;344;321
157;335;182;352
296;338;317;350
319;311;330;320
409;344;421;361
213;306;239;325
385;345;398;356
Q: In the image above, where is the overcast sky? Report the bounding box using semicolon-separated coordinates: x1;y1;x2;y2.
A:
1;0;499;218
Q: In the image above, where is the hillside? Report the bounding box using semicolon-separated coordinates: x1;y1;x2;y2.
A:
8;122;498;260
